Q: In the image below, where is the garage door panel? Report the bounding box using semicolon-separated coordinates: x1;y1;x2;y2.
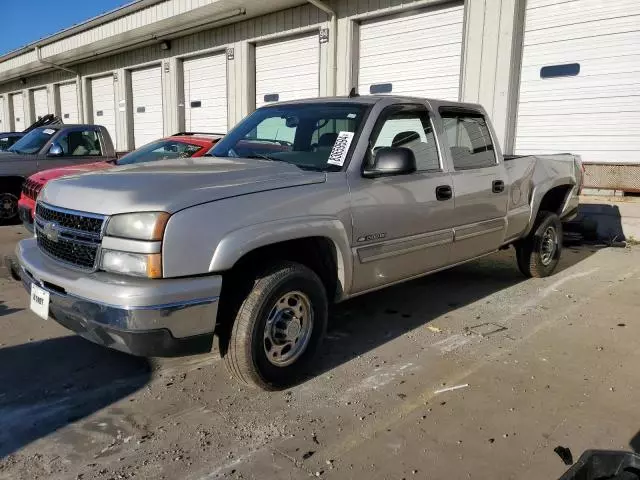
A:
11;94;25;131
515;0;640;163
525;0;640;32
33;89;49;120
132;66;163;148
358;4;463;100
0;97;4;131
183;53;227;133
525;16;640;46
255;33;319;108
59;83;79;123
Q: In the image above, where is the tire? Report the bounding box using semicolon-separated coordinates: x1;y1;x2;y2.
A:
516;211;563;278
223;262;328;390
0;191;19;224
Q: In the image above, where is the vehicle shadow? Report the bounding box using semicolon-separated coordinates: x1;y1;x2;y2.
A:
0;336;151;458
312;244;600;380
0;300;21;317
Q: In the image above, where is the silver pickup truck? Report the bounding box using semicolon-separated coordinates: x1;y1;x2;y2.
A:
16;96;582;389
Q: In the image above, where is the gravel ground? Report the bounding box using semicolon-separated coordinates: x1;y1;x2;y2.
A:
1;224;639;480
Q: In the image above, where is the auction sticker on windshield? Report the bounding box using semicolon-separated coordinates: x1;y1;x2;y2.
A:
327;131;354;167
30;283;50;320
43;129;56;135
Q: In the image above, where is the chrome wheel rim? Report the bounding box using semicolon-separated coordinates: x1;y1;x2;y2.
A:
0;193;18;220
540;225;558;266
264;291;314;367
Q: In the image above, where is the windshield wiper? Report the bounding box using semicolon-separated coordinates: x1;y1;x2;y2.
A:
245;153;287;163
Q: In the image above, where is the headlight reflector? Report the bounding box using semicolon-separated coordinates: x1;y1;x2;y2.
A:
106;212;170;241
101;250;162;278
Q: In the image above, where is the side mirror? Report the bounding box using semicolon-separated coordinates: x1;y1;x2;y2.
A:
48;143;63;157
363;147;416;178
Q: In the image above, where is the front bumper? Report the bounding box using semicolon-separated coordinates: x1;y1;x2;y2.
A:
17;238;222;357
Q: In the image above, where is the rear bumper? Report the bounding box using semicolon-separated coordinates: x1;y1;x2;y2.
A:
17;238;221;357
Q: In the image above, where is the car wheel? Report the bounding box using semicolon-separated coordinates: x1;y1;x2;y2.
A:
223;262;328;390
0;192;19;224
516;211;563;278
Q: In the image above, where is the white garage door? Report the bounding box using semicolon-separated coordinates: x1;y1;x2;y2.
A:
0;97;5;132
183;54;227;133
132;66;164;148
91;75;117;146
515;0;640;163
255;33;319;108
59;83;79;123
11;93;25;132
32;88;49;120
358;3;464;100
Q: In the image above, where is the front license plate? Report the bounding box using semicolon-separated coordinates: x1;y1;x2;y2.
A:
30;284;50;320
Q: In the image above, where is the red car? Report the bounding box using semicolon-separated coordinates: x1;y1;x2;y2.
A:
19;133;222;228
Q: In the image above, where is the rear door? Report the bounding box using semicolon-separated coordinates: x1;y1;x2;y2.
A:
439;108;508;263
349;104;454;293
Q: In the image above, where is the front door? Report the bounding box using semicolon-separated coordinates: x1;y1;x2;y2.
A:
439;109;509;263
349;104;455;294
39;128;106;170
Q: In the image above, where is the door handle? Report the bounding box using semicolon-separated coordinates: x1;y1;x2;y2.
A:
492;180;505;193
435;185;452;201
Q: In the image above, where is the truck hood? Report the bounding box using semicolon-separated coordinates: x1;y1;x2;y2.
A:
30;161;111;185
39;157;327;215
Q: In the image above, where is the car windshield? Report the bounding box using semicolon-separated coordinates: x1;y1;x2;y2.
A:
8;128;58;154
209;103;369;171
117;139;204;165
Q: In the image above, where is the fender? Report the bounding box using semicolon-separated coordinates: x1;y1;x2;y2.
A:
524;176;576;237
209;216;353;298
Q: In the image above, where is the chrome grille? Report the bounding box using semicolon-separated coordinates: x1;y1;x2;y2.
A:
34;203;105;270
35;203;104;234
22;178;43;201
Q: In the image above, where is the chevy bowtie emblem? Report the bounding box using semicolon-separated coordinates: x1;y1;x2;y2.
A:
42;222;60;243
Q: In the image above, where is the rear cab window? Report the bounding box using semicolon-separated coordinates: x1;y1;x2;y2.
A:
440;109;496;170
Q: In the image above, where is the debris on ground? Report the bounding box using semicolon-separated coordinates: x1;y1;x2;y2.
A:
554;446;574;465
427;326;443;333
434;384;469;395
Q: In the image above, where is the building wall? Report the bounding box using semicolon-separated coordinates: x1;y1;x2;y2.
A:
0;0;522;153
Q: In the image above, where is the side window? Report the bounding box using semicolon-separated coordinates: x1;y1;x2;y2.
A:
441;112;496;170
58;130;103;156
370;107;440;171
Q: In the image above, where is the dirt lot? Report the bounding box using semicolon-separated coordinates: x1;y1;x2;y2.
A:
1;224;639;480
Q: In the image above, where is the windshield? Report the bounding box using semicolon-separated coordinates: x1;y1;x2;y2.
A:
117;139;204;165
210;103;369;171
8;128;58;154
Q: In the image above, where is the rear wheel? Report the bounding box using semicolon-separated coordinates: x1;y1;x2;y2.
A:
516;211;562;278
222;262;328;390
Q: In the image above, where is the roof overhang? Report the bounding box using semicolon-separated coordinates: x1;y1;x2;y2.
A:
0;0;308;85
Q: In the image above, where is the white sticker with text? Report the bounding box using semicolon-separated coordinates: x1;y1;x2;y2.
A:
43;128;55;135
327;131;354;167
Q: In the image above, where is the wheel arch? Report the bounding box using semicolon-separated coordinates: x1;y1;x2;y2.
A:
210;218;353;302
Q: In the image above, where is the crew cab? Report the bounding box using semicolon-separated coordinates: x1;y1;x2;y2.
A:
0;124;117;223
18;133;223;229
16;96;582;390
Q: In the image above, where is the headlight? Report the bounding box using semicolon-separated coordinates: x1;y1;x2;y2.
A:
106;212;170;241
101;250;162;278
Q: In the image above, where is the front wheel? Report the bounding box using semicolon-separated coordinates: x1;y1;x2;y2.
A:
0;192;19;224
222;262;328;390
516;211;563;278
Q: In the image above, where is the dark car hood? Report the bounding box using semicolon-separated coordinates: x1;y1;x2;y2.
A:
40;157;327;215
